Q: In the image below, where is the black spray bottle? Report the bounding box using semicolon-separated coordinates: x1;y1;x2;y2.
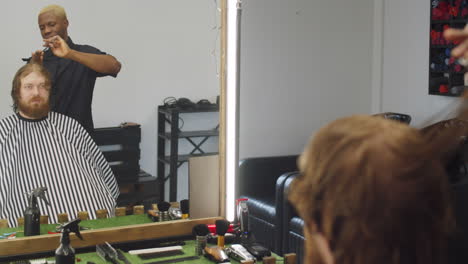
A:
55;219;83;264
24;187;50;236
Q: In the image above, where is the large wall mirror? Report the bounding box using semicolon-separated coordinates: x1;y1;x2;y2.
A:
0;0;228;257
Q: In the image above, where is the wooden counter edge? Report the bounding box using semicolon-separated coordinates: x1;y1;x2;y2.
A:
0;217;220;257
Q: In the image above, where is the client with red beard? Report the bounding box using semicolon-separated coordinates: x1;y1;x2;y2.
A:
0;63;119;227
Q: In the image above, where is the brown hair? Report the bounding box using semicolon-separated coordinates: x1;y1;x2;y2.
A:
289;115;453;264
11;63;52;113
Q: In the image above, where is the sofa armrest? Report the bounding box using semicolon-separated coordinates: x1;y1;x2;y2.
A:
274;171;300;254
282;172;301;254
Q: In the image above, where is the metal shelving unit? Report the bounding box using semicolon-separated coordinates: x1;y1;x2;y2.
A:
157;105;219;201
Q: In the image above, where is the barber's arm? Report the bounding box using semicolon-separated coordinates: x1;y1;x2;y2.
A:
44;35;122;75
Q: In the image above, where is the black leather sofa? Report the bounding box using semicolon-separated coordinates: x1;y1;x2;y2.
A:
236;155;298;255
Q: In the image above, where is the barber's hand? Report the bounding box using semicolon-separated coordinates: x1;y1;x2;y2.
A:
444;24;468;59
43;35;71;59
30;50;44;64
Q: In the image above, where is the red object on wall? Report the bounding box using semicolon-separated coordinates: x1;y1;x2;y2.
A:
439;84;449;93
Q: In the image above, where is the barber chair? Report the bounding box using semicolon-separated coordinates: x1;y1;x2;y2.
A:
236;155;299;255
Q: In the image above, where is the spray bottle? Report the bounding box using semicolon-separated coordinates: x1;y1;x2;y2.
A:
24;187;50;236
55;218;83;264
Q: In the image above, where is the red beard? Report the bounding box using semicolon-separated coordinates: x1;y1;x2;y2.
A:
18;96;50;119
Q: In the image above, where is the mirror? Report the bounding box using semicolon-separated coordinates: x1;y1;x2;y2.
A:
0;0;227;244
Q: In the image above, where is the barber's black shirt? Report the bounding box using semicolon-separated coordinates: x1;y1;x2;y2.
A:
23;37;116;132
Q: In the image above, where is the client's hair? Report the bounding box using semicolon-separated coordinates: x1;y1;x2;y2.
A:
289;115;453;264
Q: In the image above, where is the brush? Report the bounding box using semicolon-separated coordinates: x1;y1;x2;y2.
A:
180;199;189;219
215;219;230;248
157;201;171;222
193;224;210;255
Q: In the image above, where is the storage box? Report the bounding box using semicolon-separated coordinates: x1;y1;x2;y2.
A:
91;124;141;183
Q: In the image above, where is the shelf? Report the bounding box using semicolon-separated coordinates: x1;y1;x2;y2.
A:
158;130;219;140
430;70;465;74
431;19;468;24
429;4;468;97
430;45;454;48
158;105;219;114
157;103;220;201
158;152;219;164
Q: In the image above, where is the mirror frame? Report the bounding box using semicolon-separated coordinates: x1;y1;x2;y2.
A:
0;217;221;257
0;0;228;258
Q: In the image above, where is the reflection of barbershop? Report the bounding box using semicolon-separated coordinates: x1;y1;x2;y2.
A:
0;1;467;264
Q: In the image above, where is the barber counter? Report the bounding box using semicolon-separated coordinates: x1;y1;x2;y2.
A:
0;212;295;264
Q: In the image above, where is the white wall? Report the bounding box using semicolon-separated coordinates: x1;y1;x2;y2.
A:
239;0;375;159
379;0;456;126
0;1;220;201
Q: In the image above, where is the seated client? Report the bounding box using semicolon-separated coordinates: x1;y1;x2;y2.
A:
289;115;454;264
0;63;119;227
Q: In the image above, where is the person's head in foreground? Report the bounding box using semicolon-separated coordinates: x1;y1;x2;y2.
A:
289;115;454;264
11;63;52;119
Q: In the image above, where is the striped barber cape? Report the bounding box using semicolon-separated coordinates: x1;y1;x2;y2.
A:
0;112;119;227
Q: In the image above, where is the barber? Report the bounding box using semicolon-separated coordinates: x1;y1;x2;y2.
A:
24;4;122;132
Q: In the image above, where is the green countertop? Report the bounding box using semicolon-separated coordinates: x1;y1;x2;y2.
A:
33;240;283;264
0;215;284;263
0;215;154;238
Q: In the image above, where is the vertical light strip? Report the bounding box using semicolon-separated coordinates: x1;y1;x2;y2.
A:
225;0;240;221
371;0;385;113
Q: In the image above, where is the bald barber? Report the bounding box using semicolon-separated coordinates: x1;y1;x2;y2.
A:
24;4;121;132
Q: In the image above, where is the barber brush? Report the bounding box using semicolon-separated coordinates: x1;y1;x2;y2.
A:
216;219;231;248
157;201;171;222
180;199;189;219
192;224;210;255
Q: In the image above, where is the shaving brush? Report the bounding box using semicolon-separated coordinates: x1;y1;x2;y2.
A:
180;199;189;219
192;224;210;255
215;219;230;248
157;201;171;222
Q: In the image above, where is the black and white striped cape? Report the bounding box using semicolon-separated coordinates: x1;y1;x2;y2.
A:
0;112;119;227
